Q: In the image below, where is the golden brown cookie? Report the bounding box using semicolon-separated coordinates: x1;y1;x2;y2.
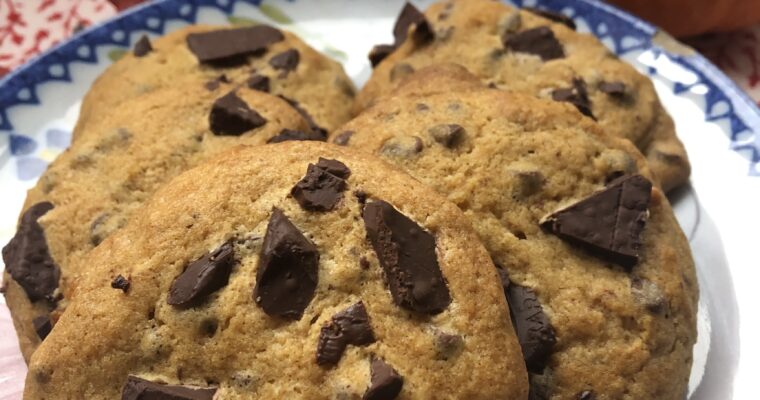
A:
357;0;690;192
24;142;528;399
338;66;698;400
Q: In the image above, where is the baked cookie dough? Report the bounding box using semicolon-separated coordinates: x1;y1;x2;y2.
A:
23;142;528;399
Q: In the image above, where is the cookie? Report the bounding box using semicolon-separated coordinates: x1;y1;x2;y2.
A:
74;24;356;139
337;66;698;399
356;0;690;192
23;142;529;399
2;83;321;361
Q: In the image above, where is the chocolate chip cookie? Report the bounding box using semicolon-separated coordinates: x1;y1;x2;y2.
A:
338;66;698;400
357;0;690;192
24;142;528;399
75;24;356;139
2;83;320;361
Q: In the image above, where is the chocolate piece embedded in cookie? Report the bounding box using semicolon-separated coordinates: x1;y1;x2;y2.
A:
291;159;350;211
186;25;284;63
132;35;153;57
316;301;375;366
552;78;594;118
168;241;235;308
209;91;267;136
122;376;216;400
364;358;404;400
267;129;325;144
269;49;300;73
503;26;564;61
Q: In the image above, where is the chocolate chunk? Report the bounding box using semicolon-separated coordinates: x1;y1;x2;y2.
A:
167;241;235;308
552;78;594;119
363;200;451;314
392;2;433;46
364;358;403;400
247;73;270;92
380;136;423;158
333;130;354;146
277;95;327;139
111;274;131;293
368;44;396;67
268;49;300;72
428;124;465;148
504;282;556;373
204;74;230;91
122;376;216;400
354;190;368;205
524;7;576;30
32;315;52;340
133;35;153;57
316;157;351;179
598;80;627;97
2;202;60;302
577;390;595;400
267;129;326;144
316;301;376;366
209;91;267;136
540;174;652;268
186;25;284;63
291;160;350;211
254;209;319;319
503;26;565;61
433;330;464;360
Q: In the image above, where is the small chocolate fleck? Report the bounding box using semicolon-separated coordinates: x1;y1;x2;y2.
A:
359;256;370;270
355;190;368;205
503;26;565;61
317;301;376;366
209;90;267;135
186;25;284;63
552;78;594;119
333;130;354;146
268;49;300;73
133;35;153;57
540;174;652;268
254;209;319;320
291;159;350;211
389;63;415;82
111;274;131;293
204;74;230;91
415;103;429;112
504;281;556;373
122;375;216;400
364;358;403;400
247;73;270;92
363;200;451;314
380;136;423;158
2;202;60;302
267;129;326;144
631;277;668;314
524;7;577;30
167;241;235;308
428;124;465;148
433;330;464;360
598;81;627;97
32;315;52;341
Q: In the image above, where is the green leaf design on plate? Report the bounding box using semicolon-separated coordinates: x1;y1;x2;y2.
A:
108;49;127;62
259;3;293;24
323;45;348;62
227;15;261;26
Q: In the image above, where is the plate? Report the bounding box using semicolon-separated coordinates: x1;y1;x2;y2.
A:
0;0;758;398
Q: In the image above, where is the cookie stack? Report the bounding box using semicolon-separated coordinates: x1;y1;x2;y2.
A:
2;1;697;399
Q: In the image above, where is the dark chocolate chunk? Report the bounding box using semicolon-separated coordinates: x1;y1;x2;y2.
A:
204;74;230;91
368;44;396;68
504;282;556;373
254;209;319;319
186;25;284;63
355;190;368;205
122;375;216;400
267;129;326;144
598;80;627;97
291;160;350;211
111;274;131;293
524;7;576;30
551;78;594;119
540;174;652;268
277;95;328;139
209;90;267;136
333;130;354;146
133;35;153;57
363;200;451;314
2;202;60;302
577;390;595;400
503;26;565;61
316;301;376;366
167;241;235;308
428;124;465;148
268;49;300;72
363;358;403;400
247;73;270;92
32;315;52;340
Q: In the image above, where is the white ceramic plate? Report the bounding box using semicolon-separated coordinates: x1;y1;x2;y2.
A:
0;0;758;398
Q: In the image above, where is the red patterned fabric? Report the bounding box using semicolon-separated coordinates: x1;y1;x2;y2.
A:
0;0;758;104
